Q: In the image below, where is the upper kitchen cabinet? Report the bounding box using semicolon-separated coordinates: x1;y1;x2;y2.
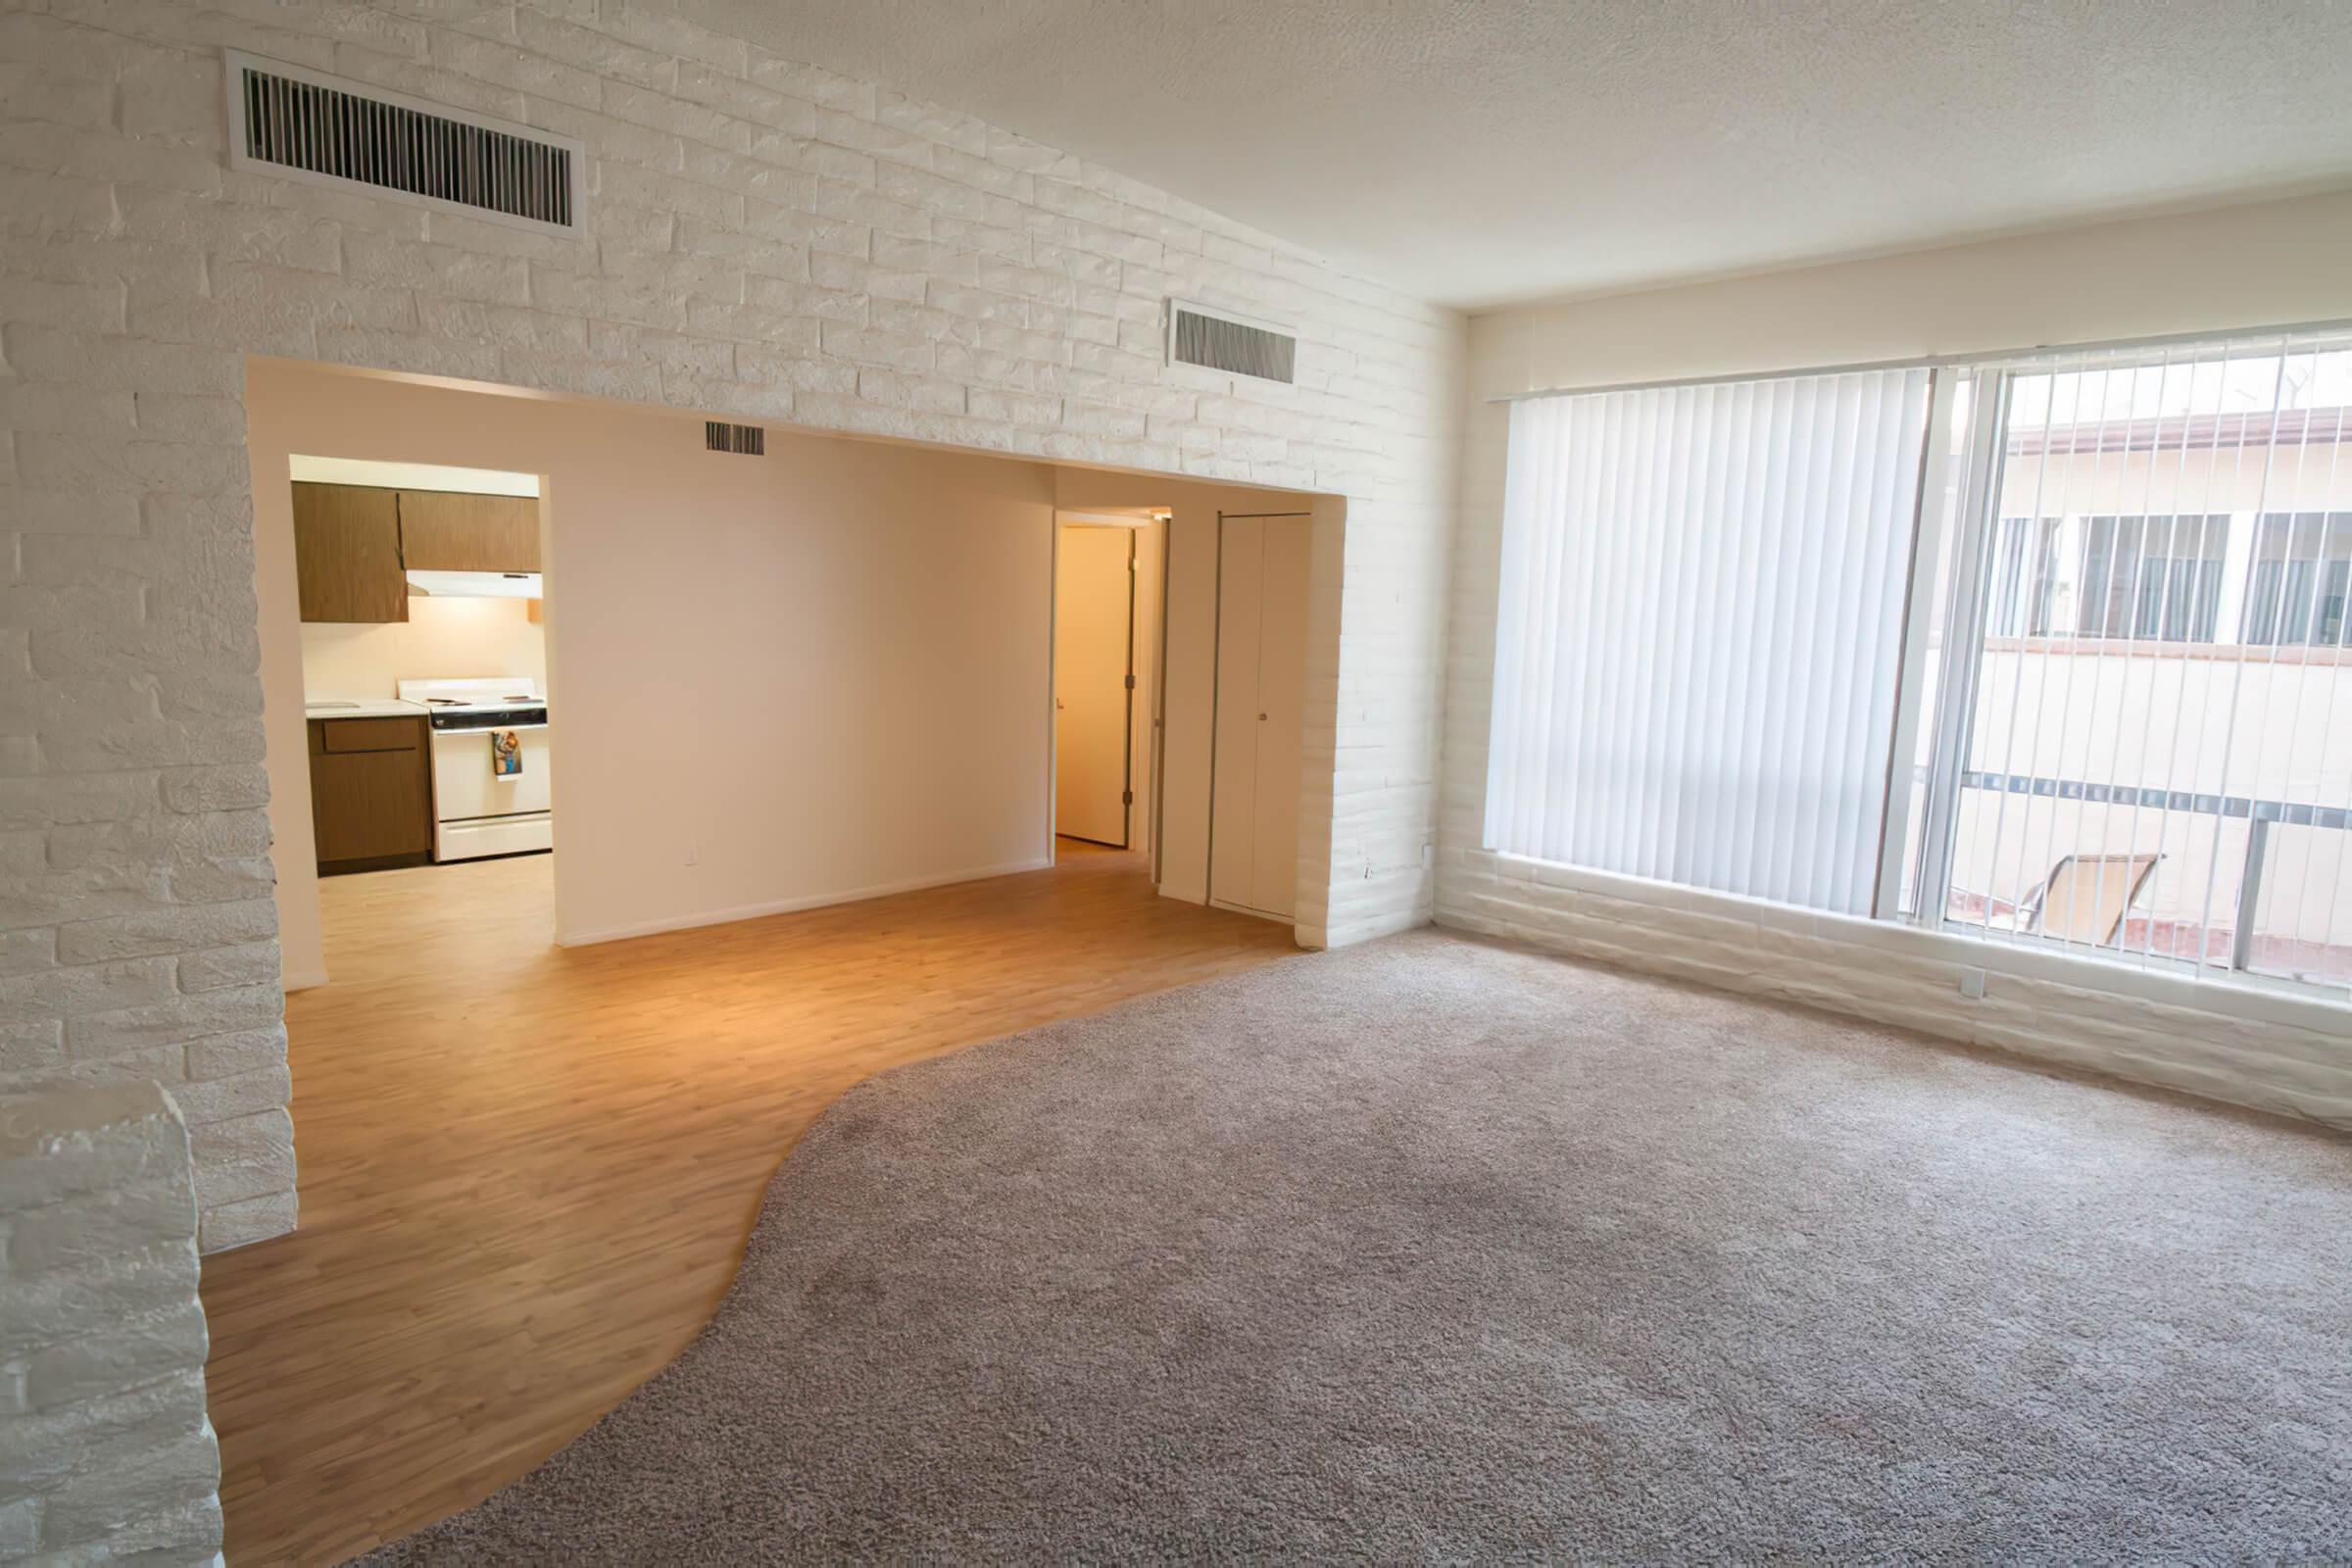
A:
293;482;408;623
398;490;540;573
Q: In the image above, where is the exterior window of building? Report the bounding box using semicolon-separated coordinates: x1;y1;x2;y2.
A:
1985;516;2059;637
2246;513;2352;647
2076;514;2230;642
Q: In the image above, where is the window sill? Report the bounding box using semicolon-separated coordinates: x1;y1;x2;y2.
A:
1980;635;2352;663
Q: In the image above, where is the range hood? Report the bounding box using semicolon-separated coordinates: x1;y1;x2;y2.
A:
406;569;542;600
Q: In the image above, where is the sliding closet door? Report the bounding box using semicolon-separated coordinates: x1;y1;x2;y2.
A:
1210;517;1265;908
1209;514;1305;921
1249;519;1308;917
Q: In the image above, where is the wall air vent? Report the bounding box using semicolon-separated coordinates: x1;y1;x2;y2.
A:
1167;300;1298;385
225;51;584;235
706;420;765;456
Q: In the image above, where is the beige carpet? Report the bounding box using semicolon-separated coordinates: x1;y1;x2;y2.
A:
363;930;2352;1562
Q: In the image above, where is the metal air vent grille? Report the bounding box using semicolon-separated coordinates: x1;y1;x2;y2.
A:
227;51;582;234
1169;302;1297;384
706;421;765;455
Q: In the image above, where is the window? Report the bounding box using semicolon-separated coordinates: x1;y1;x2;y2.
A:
1486;368;1933;916
1986;517;2058;637
2245;513;2352;646
2076;514;2229;641
1909;339;2352;991
1487;328;2352;998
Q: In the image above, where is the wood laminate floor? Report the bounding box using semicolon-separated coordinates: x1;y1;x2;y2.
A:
199;846;1299;1564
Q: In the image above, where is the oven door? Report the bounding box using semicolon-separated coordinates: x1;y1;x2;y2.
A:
429;723;553;858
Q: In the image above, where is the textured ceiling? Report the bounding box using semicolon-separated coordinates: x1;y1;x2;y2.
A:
663;0;2352;311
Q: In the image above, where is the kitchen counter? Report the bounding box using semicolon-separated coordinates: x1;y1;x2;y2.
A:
305;697;429;720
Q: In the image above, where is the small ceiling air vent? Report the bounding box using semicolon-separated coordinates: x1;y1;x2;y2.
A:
1167;300;1297;385
225;51;583;234
706;420;765;456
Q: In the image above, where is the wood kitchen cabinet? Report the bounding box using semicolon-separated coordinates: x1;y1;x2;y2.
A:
291;483;541;622
309;716;434;873
293;482;408;623
397;489;540;573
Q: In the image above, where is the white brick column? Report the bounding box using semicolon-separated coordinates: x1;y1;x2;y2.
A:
0;1081;222;1563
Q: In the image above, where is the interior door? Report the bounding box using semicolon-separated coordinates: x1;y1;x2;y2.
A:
1054;525;1135;847
1250;519;1309;917
1210;516;1265;908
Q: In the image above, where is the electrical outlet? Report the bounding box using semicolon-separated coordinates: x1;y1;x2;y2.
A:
1958;967;1986;1001
684;843;699;866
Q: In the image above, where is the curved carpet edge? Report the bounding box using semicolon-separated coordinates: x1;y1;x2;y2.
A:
358;929;2352;1564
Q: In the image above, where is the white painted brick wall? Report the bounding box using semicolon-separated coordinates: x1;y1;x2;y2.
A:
1437;400;2352;1129
0;0;1465;1248
0;1080;222;1563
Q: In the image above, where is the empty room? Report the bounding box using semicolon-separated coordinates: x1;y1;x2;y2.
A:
3;2;2348;1562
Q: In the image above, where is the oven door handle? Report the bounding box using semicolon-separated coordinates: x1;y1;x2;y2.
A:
433;722;551;734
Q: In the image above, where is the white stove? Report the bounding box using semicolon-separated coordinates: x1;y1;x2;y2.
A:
397;677;554;861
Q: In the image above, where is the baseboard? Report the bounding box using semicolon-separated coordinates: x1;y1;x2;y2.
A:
553;857;1056;948
281;968;328;993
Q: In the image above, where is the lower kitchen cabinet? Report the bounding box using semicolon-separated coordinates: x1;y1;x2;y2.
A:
309;716;434;873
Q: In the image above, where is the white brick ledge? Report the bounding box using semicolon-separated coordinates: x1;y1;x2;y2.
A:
1439;848;2352;1131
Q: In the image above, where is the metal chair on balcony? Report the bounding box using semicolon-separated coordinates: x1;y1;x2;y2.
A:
1964;852;2164;946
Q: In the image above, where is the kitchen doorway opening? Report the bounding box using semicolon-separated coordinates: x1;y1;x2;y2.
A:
266;431;557;992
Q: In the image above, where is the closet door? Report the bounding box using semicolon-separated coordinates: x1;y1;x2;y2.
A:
1209;516;1264;907
1250;519;1308;918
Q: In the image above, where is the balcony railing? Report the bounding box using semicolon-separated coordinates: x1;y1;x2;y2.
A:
1946;769;2351;989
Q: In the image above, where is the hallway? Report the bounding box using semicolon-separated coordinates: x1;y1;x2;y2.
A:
198;848;1298;1563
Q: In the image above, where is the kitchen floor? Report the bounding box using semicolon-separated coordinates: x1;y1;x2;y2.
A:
197;846;1298;1564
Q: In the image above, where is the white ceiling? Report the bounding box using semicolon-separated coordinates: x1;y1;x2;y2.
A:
664;0;2352;312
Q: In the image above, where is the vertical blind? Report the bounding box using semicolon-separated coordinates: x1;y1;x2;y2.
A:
1486;368;1934;914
